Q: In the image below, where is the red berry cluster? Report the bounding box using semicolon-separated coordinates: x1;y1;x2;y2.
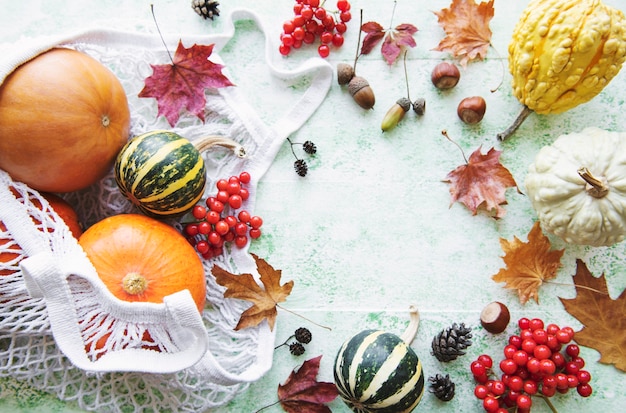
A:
183;171;263;259
279;0;352;58
470;318;592;413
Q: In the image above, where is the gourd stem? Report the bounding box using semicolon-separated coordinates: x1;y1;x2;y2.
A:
578;167;609;198
122;272;148;295
400;305;420;344
497;105;533;141
194;135;247;158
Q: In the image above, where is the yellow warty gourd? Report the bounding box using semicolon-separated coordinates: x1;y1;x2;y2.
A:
498;0;626;140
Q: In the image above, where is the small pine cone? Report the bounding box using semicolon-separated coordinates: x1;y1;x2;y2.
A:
303;140;317;155
294;159;308;177
429;374;455;402
431;323;473;362
289;342;305;356
295;327;312;344
191;0;220;20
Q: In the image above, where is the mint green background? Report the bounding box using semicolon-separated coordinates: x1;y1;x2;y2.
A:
2;0;626;412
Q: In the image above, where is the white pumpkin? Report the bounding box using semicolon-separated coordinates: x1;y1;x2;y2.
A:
525;127;626;247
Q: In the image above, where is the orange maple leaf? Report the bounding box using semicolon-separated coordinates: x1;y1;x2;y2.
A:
211;254;293;331
433;0;494;67
492;222;564;304
444;145;520;219
560;260;626;372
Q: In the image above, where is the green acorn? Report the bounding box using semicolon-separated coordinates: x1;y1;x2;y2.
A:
381;97;411;132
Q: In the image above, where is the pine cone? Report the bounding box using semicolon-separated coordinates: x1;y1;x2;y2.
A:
295;327;312;344
431;323;473;362
303;140;317;155
294;159;308;177
191;0;220;20
289;342;305;356
429;373;455;401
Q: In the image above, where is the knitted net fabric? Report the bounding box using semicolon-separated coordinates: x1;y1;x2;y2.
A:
0;24;295;412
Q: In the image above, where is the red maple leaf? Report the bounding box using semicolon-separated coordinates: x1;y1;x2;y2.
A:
444;145;520;218
277;355;338;413
360;21;418;65
139;40;234;126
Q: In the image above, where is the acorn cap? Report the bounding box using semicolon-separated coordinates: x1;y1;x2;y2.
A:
337;63;355;85
396;97;411;112
348;76;369;96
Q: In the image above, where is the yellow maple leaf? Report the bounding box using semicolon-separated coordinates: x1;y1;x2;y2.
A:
492;222;564;304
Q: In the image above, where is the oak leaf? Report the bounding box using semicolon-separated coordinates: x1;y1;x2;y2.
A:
360;21;418;65
433;0;494;67
139;40;234;126
560;259;626;372
444;146;519;218
211;254;293;331
492;222;564;304
277;355;339;413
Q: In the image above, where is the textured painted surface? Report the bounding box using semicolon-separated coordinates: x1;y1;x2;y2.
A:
1;0;626;412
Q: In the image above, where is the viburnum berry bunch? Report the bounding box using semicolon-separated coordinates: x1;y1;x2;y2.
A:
279;0;353;58
183;171;263;259
470;317;592;413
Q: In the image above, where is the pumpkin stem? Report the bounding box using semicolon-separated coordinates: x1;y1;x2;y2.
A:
122;272;148;296
578;167;609;198
194;135;247;158
497;105;533;141
400;305;420;344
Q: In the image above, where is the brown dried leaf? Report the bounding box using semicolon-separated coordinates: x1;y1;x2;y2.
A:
211;254;293;330
433;0;494;67
277;355;339;413
444;146;519;219
560;260;626;372
492;222;564;304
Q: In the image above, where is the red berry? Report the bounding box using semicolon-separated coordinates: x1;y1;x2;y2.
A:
518;317;530;330
577;383;593;397
543;375;557;388
318;44;330;58
283;20;295;34
534;344;552;360
337;0;350;11
551;351;566;369
521;338;537;354
566;343;580;358
508;335;522;348
249;228;262;239
303;31;316;44
223;231;235;242
542;384;557;397
320;31;333;44
234;235;248;248
215;220;230;235
520;329;534;341
234;222;248;236
483;396;500;413
206;210;220;224
335;21;347;33
238;210;251;223
503;344;517;359
565;361;580;375
294;3;303;14
499;358;518;375
210;200;225;213
471;361;487;377
196;240;210;255
339;10;351;22
314;7;326;20
491;380;506;396
555;372;569;389
217;190;230;203
474;384;489;399
529;318;544;331
250;216;263;229
561;326;575;339
474;373;489;384
185;223;199;237
192;205;207;220
508;376;523;392
526;357;541;374
532;328;548;344
308;0;320;7
239;188;250;200
567;374;579;388
546;323;560;335
332;33;344;47
539;359;556;375
516;394;532;410
512;350;529;366
281;33;295;47
577;370;591;384
523;380;538;395
279;44;290;56
229;194;243;209
478;354;493;368
224;215;238;228
555;329;572;344
198;221;211;235
293;26;305;40
293;15;305;26
546;334;561;351
571;356;586;369
301;6;314;20
208;231;222;246
239;171;251;183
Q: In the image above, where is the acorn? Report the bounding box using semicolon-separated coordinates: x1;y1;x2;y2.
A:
337;63;355;86
381;97;411;132
348;76;375;110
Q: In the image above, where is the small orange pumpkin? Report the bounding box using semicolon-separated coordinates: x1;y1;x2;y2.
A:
0;47;130;192
0;191;83;276
78;214;206;312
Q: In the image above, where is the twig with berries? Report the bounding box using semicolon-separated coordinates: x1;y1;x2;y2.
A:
287;138;317;177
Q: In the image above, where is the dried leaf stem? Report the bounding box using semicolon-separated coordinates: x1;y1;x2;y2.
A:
546;280;609;296
277;304;332;331
150;4;174;64
353;9;365;72
442;129;468;164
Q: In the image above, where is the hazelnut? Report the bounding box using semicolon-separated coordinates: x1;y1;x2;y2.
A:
348;76;375;109
480;301;510;334
337;63;355;85
431;62;460;90
457;96;486;124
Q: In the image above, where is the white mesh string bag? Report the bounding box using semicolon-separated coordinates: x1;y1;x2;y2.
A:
0;9;332;412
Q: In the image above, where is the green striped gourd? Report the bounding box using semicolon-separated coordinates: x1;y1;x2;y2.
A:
334;306;424;413
115;130;245;218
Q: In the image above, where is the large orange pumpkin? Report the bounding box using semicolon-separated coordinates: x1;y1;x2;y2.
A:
0;47;130;192
78;214;206;313
0;191;83;276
